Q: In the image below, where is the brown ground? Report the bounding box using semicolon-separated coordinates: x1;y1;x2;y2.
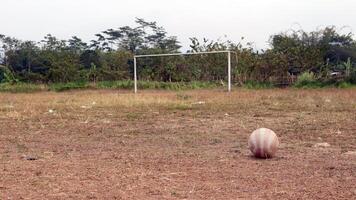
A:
0;88;355;199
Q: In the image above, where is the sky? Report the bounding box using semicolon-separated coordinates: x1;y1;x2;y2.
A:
1;0;355;51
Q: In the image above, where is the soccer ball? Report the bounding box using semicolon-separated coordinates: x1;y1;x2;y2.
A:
248;128;279;158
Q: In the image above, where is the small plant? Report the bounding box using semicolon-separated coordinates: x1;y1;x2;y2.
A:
343;58;352;78
88;63;98;85
342;57;356;84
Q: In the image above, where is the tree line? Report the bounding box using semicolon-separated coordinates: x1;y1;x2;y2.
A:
1;18;355;86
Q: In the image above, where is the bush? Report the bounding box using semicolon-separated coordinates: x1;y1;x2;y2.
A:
294;72;321;88
0;65;19;84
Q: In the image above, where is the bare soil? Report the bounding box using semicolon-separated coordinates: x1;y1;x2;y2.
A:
1;89;356;199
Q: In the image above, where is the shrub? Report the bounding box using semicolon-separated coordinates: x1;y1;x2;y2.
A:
294;72;320;88
0;65;19;84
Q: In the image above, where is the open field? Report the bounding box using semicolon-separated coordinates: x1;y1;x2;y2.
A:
0;89;356;199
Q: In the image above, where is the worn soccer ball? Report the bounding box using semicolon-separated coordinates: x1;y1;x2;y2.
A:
248;128;279;158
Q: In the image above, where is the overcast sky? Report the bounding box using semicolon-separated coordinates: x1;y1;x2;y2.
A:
1;0;355;50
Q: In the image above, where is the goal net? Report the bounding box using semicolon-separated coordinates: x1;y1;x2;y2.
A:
133;51;237;93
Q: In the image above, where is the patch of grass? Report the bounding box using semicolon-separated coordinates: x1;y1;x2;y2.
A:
97;80;133;89
336;81;355;88
0;80;220;93
49;81;90;92
0;83;45;93
293;82;324;89
97;80;220;90
242;81;274;89
4;79;353;93
293;72;356;88
186;81;220;89
293;76;356;89
167;103;192;111
176;92;192;100
139;80;220;90
125;112;142;121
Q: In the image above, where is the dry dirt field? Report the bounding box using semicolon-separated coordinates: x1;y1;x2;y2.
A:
0;88;356;199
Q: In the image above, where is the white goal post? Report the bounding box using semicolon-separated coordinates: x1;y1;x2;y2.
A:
133;50;237;93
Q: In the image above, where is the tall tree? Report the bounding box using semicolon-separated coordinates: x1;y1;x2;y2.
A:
68;36;88;53
99;18;181;53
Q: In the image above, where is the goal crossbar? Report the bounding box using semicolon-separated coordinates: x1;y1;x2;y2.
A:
133;51;237;93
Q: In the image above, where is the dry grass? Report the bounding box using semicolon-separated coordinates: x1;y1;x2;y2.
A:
1;88;356;199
